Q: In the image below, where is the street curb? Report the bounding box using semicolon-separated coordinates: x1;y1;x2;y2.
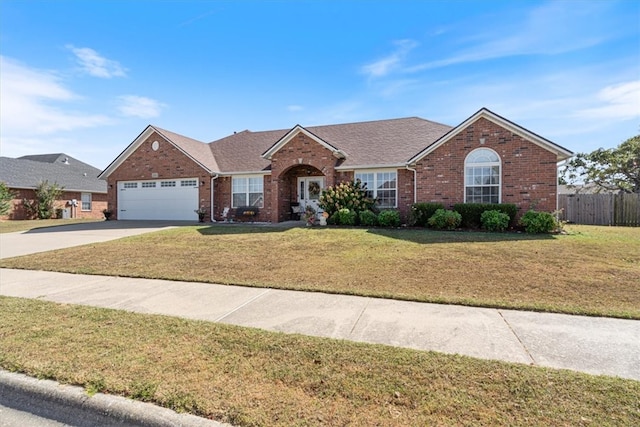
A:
0;370;231;427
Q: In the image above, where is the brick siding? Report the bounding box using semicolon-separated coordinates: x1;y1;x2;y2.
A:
104;119;560;224
105;132;212;221
4;189;107;220
414;117;559;217
269;131;341;222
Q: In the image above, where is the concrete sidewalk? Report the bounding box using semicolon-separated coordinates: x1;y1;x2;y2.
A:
1;268;638;381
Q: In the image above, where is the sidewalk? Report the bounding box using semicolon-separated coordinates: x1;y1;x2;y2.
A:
1;268;638;381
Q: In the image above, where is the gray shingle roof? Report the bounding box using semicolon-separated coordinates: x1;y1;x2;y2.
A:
152;127;220;172
207;117;452;173
0;154;107;193
102;110;571;178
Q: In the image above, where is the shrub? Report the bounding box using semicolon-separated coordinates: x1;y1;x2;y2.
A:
519;210;557;234
336;208;357;226
0;182;15;217
454;203;517;228
327;211;339;225
409;202;444;227
481;210;510;232
319;181;375;218
359;210;378;226
377;210;401;227
22;180;64;219
428;209;462;230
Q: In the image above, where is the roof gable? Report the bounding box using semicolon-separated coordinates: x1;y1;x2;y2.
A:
408;108;574;164
98;125;217;179
261;125;346;160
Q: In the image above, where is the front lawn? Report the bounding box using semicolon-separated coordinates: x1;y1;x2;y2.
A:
1;224;638;318
1;297;638;426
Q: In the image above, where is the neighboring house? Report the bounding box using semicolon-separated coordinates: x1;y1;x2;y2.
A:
99;108;573;223
558;184;623;194
0;154;108;220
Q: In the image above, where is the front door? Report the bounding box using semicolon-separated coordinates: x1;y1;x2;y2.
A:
298;177;324;214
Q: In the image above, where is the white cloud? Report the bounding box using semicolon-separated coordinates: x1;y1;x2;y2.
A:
117;95;166;118
575;81;640;121
361;39;418;78
66;45;127;78
0;56;111;138
376;2;615;74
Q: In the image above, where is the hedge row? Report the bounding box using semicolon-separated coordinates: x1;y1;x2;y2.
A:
453;203;518;228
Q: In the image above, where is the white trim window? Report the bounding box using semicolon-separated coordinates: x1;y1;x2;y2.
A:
81;193;92;211
355;170;397;208
232;176;264;208
465;148;501;204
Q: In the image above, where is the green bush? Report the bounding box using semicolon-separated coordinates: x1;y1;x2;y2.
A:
409;202;444;227
327;211;339;225
519;210;557;234
377;210;401;227
0;182;15;217
428;209;462;230
336;208;357;226
22;180;64;219
359;210;378;226
319;181;375;218
454;203;517;228
480;210;510;232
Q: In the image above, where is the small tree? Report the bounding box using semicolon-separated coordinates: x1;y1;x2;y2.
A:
0;182;16;217
23;180;64;219
561;134;640;193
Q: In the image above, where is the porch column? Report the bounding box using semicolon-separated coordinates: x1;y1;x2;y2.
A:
270;176;281;223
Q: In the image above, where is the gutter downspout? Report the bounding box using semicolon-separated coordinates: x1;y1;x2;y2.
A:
405;164;417;204
210;174;219;222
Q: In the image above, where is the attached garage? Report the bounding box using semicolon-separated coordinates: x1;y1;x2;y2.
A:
117;178;199;220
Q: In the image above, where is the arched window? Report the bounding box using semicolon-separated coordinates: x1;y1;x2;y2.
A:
465;148;501;204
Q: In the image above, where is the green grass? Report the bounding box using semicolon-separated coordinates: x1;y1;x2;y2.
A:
1;296;638;427
0;218;102;234
2;224;638;319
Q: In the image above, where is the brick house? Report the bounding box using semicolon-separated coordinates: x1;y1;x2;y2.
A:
98;108;573;223
0;154;108;220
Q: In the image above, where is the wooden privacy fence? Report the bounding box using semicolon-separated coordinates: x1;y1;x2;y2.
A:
558;193;640;226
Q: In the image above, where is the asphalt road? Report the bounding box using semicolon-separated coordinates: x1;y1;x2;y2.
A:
0;403;69;427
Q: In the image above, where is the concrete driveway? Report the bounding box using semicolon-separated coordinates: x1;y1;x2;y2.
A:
0;220;185;259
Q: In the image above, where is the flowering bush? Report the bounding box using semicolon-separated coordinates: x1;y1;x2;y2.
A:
302;205;317;225
319;180;375;218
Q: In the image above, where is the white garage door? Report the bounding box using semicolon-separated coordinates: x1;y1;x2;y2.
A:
118;178;199;220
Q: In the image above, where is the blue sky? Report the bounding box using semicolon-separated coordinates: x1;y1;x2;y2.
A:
1;0;638;169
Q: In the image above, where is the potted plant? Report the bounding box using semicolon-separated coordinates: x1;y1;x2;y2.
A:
194;207;207;222
302;205;317;226
102;208;112;221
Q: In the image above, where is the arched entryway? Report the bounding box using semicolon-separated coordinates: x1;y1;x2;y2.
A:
276;164;325;222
